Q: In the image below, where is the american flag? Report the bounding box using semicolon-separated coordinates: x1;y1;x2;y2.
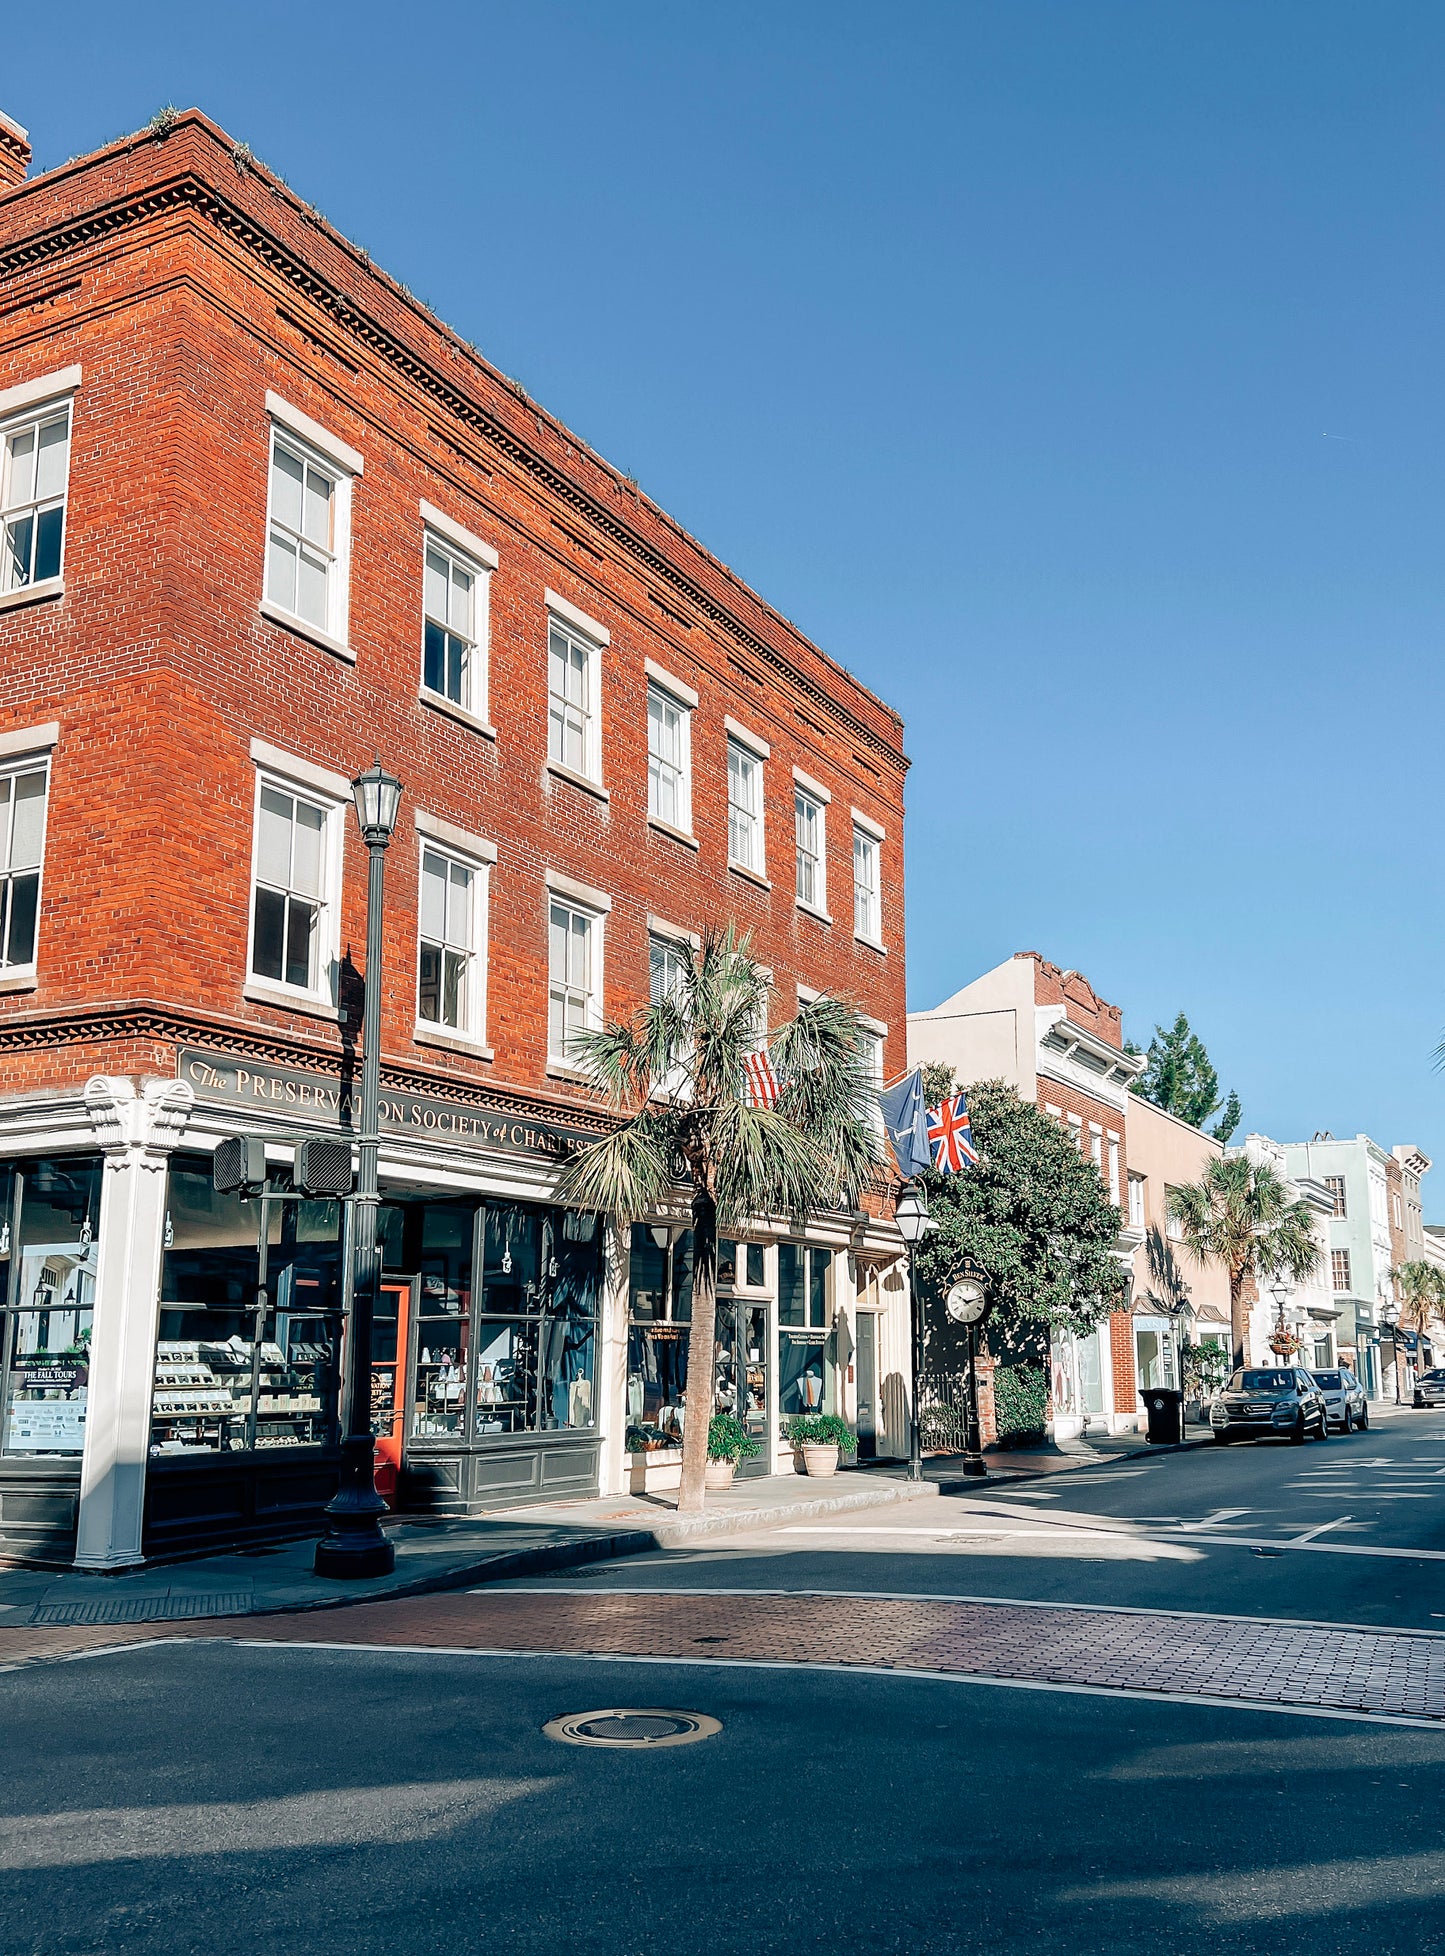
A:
927;1093;978;1173
743;1048;781;1109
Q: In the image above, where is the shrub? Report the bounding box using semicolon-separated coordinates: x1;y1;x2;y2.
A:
782;1413;858;1455
992;1364;1047;1448
707;1414;761;1463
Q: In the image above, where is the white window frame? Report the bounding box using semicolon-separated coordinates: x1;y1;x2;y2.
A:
857;1014;887;1138
420;504;496;733
852;815;883;947
648;925;695;1099
647;680;693;835
414;814;493;1051
546;592;607;788
794;785;827;917
261;395;360;657
244;744;348;1013
0;729;55;981
546;873;609;1068
1127;1173;1145;1230
727;736;766;878
0;370;78;602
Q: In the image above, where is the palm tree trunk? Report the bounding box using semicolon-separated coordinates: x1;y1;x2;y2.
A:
677;1179;719;1515
1230;1268;1248;1371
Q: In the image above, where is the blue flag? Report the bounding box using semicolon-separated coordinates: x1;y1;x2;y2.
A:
879;1068;933;1179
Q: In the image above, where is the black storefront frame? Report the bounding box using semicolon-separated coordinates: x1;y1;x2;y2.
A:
392;1194;603;1514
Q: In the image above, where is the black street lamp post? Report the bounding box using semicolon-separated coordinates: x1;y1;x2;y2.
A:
895;1183;933;1483
314;761;403;1580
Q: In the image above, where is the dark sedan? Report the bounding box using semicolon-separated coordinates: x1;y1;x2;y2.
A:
1210;1366;1330;1444
1413;1369;1445;1409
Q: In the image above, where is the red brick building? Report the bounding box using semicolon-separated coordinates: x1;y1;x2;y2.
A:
0;107;909;1565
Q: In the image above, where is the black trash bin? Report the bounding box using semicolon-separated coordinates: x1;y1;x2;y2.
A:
1144;1388;1183;1445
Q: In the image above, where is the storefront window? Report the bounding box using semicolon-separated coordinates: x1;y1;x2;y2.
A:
627;1224;694;1448
410;1203;473;1439
719;1239;765;1290
152;1154;343;1455
778;1242;832;1416
2;1156;101;1458
468;1202;599;1439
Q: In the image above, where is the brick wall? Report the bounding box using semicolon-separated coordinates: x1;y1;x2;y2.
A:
0;113;907;1116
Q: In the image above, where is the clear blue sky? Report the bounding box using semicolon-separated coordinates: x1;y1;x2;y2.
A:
11;4;1445;1192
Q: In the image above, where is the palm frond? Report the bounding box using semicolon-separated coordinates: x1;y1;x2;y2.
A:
552;1108;677;1223
711;1099;836;1227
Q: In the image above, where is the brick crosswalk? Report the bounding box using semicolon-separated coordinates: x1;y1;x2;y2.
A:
4;1588;1445;1723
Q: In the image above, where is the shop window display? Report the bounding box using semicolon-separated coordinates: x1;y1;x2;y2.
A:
778;1242;833;1416
471;1203;599;1438
627;1224;698;1449
151;1154;343;1455
1;1156;101;1457
410;1203;473;1439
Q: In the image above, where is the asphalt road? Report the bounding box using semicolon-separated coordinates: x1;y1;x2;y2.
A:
6;1412;1445;1956
5;1640;1445;1956
540;1407;1445;1629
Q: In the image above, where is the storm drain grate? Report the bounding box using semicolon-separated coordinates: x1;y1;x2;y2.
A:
543;1708;721;1749
30;1591;251;1626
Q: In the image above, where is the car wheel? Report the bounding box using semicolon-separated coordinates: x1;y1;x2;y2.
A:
1343;1407;1355;1433
1315;1408;1329;1440
1290;1413;1307;1444
1359;1406;1368;1430
1212;1431;1232;1445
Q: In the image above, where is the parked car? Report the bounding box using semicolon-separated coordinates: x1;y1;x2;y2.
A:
1210;1366;1330;1444
1413;1369;1445;1410
1309;1367;1368;1432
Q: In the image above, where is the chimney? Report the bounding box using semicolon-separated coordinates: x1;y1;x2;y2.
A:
0;111;31;191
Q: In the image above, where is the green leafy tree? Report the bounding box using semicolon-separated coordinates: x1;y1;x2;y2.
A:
1167;1156;1321;1368
1390;1259;1445;1357
554;926;880;1514
913;1077;1128;1342
1129;1012;1241;1141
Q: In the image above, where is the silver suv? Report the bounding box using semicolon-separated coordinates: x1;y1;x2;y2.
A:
1210;1366;1330;1445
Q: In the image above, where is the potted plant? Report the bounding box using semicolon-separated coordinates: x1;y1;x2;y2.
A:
705;1413;761;1490
783;1413;858;1478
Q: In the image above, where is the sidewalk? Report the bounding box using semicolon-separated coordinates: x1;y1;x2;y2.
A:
0;1466;939;1630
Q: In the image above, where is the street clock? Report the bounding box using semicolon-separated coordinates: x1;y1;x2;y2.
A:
945;1268;992;1326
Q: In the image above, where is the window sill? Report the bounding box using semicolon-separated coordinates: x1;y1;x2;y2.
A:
419;687;497;741
0;577;63;616
0;969;38;994
414;1023;495;1062
854;934;888;956
546;761;610;803
647;817;699;850
797;902;833;926
244;979;344;1023
259;599;355;665
546;1061;596;1084
728;860;772;892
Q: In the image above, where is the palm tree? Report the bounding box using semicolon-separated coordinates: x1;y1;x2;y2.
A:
1166;1155;1322;1368
553;926;882;1514
1390;1259;1445;1369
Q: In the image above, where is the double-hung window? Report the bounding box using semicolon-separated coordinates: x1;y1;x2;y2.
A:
2;393;71;595
547;593;606;785
649;929;694;1097
727;738;765;875
420;504;496;724
419;848;479;1035
795;787;826;913
262;396;359;651
647;684;691;831
251;783;329;994
548;880;607;1064
0;755;49;972
1332;1248;1352;1293
852;818;882;944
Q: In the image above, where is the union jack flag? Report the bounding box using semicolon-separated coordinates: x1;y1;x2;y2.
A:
927;1093;978;1173
743;1048;782;1109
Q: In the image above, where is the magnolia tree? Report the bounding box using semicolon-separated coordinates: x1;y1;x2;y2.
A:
554;927;881;1513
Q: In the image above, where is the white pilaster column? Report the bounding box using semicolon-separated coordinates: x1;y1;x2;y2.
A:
73;1075;195;1570
597;1219;630;1496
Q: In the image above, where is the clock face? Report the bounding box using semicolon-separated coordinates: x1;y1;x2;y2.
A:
945;1278;988;1324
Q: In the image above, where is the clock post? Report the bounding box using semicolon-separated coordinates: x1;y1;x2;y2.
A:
945;1263;994;1479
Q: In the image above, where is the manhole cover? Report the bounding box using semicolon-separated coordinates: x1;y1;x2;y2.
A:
543;1708;721;1749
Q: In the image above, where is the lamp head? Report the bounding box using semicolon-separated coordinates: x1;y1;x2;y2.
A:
351;762;403;846
894;1182;932;1247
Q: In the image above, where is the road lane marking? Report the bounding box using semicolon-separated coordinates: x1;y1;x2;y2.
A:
774;1515;1445;1562
1290;1517;1354;1542
1177;1508;1252;1531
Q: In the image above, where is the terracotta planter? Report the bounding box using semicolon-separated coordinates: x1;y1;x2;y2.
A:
704;1459;737;1491
799;1442;839;1478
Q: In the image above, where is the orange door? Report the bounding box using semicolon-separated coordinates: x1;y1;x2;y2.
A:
372;1281;412;1504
